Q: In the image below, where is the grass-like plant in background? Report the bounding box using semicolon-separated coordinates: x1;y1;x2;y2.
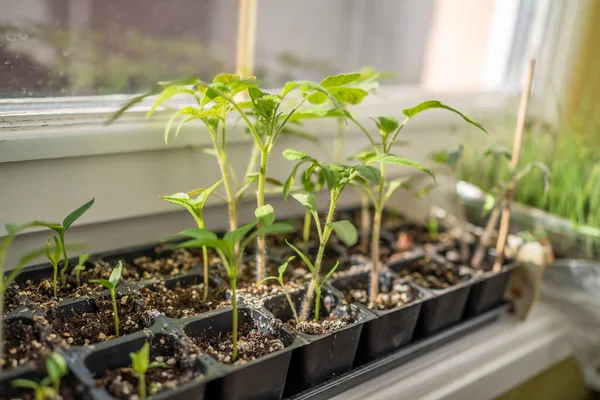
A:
160;180;222;300
71;253;89;287
172;206;295;361
130;342;168;399
345;101;488;305
34;198;95;288
90;261;123;337
11;352;67;400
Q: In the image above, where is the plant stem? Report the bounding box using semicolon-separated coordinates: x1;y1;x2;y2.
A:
231;277;238;361
202;247;209;301
111;289;120;337
369;163;386;306
302;210;311;252
314;286;322;322
139;373;146;398
59;232;68;286
471;206;501;268
53;262;58;298
360;192;370;252
283;288;299;323
75;269;81;287
255;146;270;282
300;191;336;321
35;388;44;400
334;117;345;164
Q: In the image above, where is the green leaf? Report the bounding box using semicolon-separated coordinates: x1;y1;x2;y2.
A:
5;224;18;235
370;154;436;183
109;261;123;287
11;379;39;390
169;228;219;242
355;165;381;185
349;150;377;163
372;116;399;135
322;166;340;192
63;198;95;229
78;253;89;265
90;279;114;290
164;106;200;144
285;239;315;273
278;256;296;278
320;73;361;87
147;86;196;118
291;192;317;213
33;221;63;232
321;260;340;285
256;276;280;286
130;342;150;374
283;149;312;161
224;220;258;244
243;222;296;248
402;100;489;138
484;146;512;160
384;177;411;202
46;353;67;384
148;361;168;370
327;220;358;247
255;204;275;226
307;91;328;105
329;88;369;105
213;73;241;84
188;179;223;209
482;193;496;216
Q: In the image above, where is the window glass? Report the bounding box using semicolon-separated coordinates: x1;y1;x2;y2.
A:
0;0;238;98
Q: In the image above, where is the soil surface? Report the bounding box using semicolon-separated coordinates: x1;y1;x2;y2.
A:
95;334;203;400
340;279;418;311
140;282;228;319
48;294;151;346
193;323;285;365
1;316;65;369
284;311;355;335
395;257;472;289
10;384;78;400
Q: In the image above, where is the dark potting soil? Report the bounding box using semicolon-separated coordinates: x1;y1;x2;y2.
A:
396;257;471;289
139;282;229;319
1;316;65;370
340;279;417;311
10;384;77;400
193;323;284;365
95;334;203;400
48;295;151;346
4;283;23;313
284;312;355;335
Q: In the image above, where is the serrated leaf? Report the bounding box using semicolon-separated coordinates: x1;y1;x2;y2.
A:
329;87;368;105
355;165;381;185
307;91;328;104
213;73;241;84
255;204;275;226
349;150;377;162
283;149;312;161
322;166;340;192
327;220;358;247
320;73;361;87
291;192;317;212
371;154;436;183
373;116;399;135
402;100;489;138
109;261;123;287
285;239;315;273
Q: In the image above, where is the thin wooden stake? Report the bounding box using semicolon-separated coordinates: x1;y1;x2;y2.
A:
493;59;536;273
235;0;258;78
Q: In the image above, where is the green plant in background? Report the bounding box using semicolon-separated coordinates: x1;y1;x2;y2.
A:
172;206;295;361
90;261;123;337
257;256;299;322
160;180;222;300
282;150;371;321
11;352;67;400
71;253;89;287
130;342;168;399
34;198;95;288
45;236;62;298
345;101;488;304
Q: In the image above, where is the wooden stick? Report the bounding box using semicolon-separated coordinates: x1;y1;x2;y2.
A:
493;59;536;273
471;206;501;268
235;0;258;78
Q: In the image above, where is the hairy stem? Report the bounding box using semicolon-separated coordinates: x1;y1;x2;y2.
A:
59;232;68;286
300;192;336;321
314;287;322;322
255;147;270;282
360;192;370;252
202;247;209;301
334;117;345;164
283;288;299;323
302;210;311;252
139;373;146;398
369;163;386;306
231;277;238;361
111;289;120;337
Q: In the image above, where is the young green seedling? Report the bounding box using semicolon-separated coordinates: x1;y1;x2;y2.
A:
90;261;123;337
172;206;295;361
130;342;168;398
283;150;372;321
160;179;222;300
45;236;62;298
71;253;89;287
34;198;95;287
347;101;489;304
12;352;67;400
257;256;299;322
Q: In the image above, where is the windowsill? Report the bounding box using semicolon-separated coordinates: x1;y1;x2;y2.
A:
334;303;572;400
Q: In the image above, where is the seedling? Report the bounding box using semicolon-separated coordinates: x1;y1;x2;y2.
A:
12;352;67;400
71;253;89;287
173;206;295;361
130;342;168;398
90;261;123;337
34;198;95;287
346;101;488;304
160;179;222;300
257;256;299;322
283;150;371;321
45;236;62;297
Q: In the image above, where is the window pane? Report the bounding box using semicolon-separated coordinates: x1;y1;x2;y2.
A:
0;0;238;98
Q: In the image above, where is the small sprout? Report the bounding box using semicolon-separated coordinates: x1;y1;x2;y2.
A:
428;216;439;241
130;342;167;398
257;256;299;322
45;236;62;298
90;261;123;337
12;352;67;400
34;198;95;288
71;253;88;287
